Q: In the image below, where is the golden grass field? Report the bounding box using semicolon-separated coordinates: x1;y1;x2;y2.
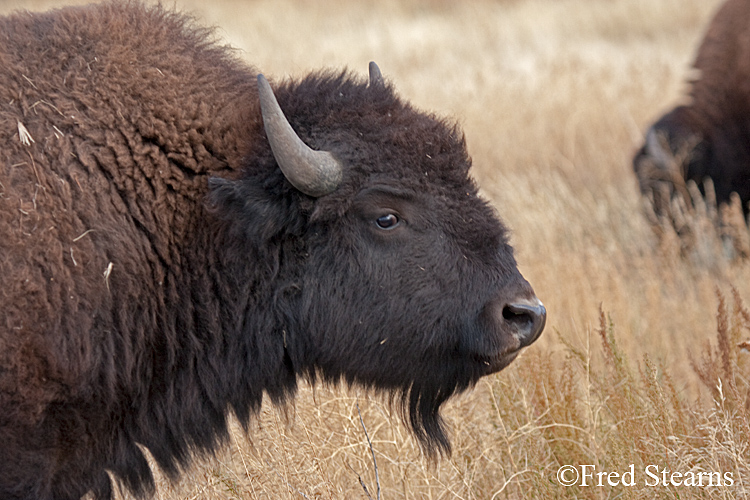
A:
2;0;749;498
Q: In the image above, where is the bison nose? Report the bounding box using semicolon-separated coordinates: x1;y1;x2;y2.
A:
502;299;546;348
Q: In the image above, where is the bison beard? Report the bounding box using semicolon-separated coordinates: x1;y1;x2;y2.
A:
0;2;545;499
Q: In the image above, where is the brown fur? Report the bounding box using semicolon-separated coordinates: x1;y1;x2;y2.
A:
0;3;256;378
634;0;750;217
0;2;261;498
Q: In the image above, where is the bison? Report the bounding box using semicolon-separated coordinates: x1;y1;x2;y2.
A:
634;0;750;221
0;2;546;499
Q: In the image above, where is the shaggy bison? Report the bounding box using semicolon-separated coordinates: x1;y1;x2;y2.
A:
0;2;545;499
634;0;750;219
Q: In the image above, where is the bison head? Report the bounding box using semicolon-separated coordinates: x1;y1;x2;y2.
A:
633;106;710;220
209;63;545;457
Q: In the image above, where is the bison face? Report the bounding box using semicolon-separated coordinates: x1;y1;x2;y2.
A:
294;178;544;455
300;179;545;377
209;64;545;456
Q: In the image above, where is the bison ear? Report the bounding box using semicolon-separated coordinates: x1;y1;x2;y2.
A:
207;176;306;242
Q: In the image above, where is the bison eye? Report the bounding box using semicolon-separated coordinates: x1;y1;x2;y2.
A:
375;213;400;230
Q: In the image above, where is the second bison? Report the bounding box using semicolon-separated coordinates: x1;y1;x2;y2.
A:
0;2;545;499
634;0;750;220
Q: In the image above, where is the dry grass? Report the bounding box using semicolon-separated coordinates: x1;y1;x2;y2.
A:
3;0;750;497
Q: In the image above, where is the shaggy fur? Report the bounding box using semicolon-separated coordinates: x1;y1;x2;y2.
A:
0;2;543;499
633;0;750;215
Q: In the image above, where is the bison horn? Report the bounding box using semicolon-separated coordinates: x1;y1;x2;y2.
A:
368;61;384;87
645;128;674;169
257;74;343;197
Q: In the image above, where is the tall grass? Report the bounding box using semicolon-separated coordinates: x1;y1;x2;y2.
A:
3;0;749;497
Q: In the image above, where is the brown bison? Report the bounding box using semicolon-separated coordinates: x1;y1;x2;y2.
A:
0;2;545;499
633;0;750;219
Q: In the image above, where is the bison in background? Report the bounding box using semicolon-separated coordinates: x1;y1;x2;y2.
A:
633;0;750;247
0;2;545;499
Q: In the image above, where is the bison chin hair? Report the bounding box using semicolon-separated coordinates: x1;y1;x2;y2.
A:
394;364;479;459
399;377;466;459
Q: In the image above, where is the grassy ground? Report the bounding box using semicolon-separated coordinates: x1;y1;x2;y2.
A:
3;0;749;498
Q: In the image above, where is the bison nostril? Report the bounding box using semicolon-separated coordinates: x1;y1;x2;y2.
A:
502;301;546;348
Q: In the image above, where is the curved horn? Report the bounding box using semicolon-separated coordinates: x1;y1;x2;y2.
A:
645;128;674;169
257;74;343;197
368;61;384;87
